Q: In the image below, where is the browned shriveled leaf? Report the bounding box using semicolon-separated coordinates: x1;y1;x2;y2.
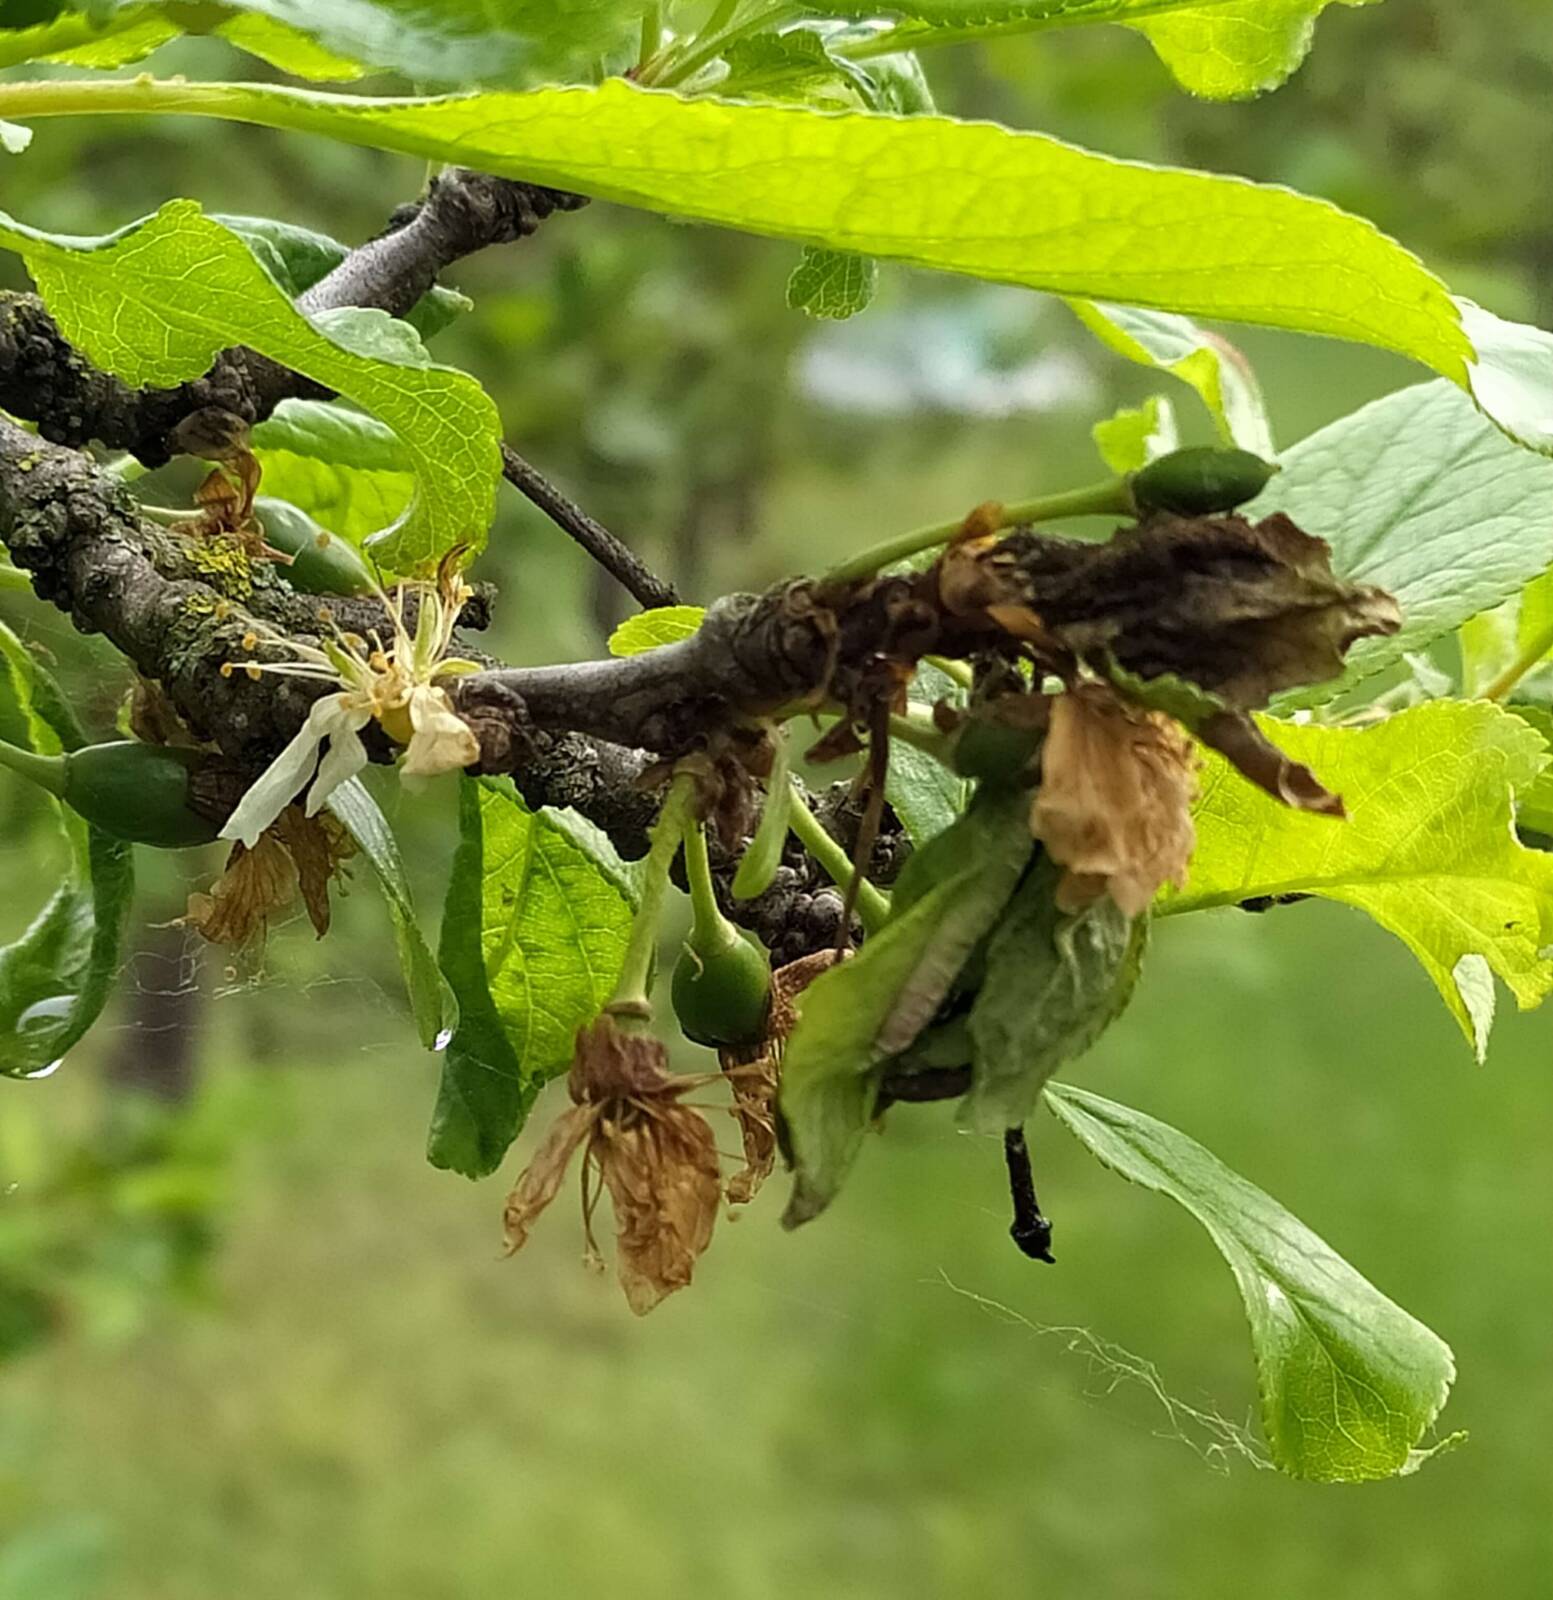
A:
183;834;299;949
271;807;356;936
501;1016;731;1314
1197;711;1346;817
1032;684;1197;916
720;949;845;1205
994;512;1400;708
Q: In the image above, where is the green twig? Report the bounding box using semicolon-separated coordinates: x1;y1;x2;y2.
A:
1484;620;1553;703
787;780;890;935
823;478;1135;586
608;772;695;1018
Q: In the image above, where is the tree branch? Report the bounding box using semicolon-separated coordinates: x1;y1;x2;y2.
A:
500;443;680;609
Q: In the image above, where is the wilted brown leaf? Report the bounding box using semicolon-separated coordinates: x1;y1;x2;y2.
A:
183;833;298;949
1032;684;1197;916
972;512;1399;708
271;807;356;937
1197;711;1346;817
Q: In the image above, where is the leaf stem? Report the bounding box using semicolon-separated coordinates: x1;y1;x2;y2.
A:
824;477;1135;585
608;771;695;1017
645;0;803;87
923;654;973;691
637;3;663;71
1483;621;1553;703
787;780;890;934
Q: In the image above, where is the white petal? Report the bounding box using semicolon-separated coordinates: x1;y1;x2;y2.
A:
400;684;479;779
305;725;370;815
218;705;332;847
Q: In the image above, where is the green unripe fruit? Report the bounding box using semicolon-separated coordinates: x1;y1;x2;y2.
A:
254;497;376;597
0;738;222;848
953;716;1044;783
1129;447;1277;517
671;926;772;1049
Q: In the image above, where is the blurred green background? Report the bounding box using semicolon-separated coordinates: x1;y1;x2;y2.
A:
2;5;1550;1596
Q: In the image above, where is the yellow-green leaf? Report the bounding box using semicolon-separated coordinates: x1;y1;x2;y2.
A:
1165;701;1553;1055
0;199;501;572
607;604;705;656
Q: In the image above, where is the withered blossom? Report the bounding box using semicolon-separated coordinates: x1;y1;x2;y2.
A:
503;1018;726;1316
719;949;845;1205
1031;684;1198;917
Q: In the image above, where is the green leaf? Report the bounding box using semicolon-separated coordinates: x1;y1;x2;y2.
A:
203;0;641;85
1127;0;1376;100
964;859;1146;1130
216;213;471;339
808;0;1370;100
1258;382;1553;709
0;2;370;78
430;776;633;1178
786;246;879;320
327;777;456;1051
781;785;1032;1225
607;604;705;656
0;7;174;73
1070;302;1273;455
731;733;793;901
44;77;1553;450
1091;393;1179;474
1046;1082;1459;1482
1505;704;1553;837
0;621;133;1081
886;662;967;844
1166;700;1553;1055
249;398;414;550
0;199;501;572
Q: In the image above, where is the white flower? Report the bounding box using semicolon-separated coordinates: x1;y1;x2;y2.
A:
400;683;481;779
219;555;482;844
220;693;372;847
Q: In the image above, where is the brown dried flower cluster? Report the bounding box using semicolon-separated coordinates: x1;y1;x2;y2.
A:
504;954;842;1313
503;1018;725;1316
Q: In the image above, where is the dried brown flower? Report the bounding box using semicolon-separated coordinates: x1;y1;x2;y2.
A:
502;1018;725;1315
1031;684;1197;916
719;949;845;1205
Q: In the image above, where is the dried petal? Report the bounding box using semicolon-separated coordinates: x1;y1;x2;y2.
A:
1032;685;1197;916
501;1103;601;1256
183;834;299;949
719;949;846;1205
400;683;480;779
601;1102;721;1316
